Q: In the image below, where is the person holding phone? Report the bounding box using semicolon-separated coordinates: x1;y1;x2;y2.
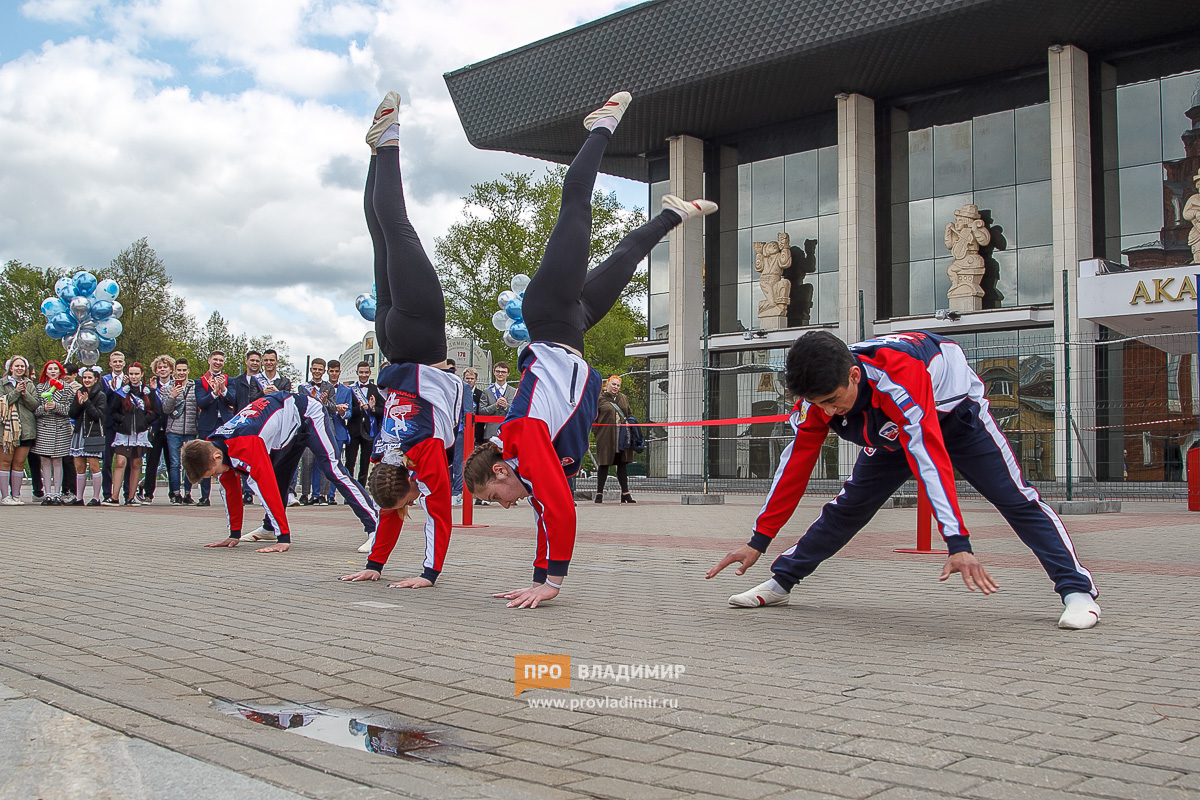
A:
69;368;107;506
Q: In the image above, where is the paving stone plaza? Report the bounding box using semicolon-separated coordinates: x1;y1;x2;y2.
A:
1;496;1197;799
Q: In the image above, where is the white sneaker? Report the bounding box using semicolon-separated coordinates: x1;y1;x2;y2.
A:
357;533;375;554
243;526;278;542
366;90;402;148
729;579;791;608
287;494;300;507
663;194;718;219
8;496;25;505
451;494;462;506
583;91;631;131
1057;592;1101;630
0;496;16;506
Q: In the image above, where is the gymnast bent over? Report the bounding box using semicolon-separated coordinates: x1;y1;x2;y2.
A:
463;91;717;608
338;92;464;589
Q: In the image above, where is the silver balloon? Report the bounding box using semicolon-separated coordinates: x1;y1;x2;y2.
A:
497;290;517;311
502;330;520;348
76;330;100;350
70;296;91;320
510;274;531;294
76;319;97;332
491;310;512;331
110;300;124;319
61;334;77;351
78;349;100;366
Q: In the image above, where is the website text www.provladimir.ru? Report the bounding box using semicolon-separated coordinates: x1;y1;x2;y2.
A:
515;658;686;710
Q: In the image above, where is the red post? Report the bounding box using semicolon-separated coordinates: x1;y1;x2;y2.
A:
455;412;488;529
1189;448;1200;511
894;484;944;554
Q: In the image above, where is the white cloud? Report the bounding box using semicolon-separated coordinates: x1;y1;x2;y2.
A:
0;0;649;362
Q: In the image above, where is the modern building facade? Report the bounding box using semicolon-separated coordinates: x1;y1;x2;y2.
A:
446;0;1200;485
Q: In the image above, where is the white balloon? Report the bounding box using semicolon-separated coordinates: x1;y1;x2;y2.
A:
491;310;512;331
510;274;531;294
497;290;516;310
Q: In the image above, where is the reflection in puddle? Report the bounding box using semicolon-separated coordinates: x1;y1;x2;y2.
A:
211;696;450;761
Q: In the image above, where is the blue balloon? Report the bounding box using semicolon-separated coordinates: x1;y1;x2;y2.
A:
89;299;114;320
505;297;523;321
57;281;78;303
49;312;77;335
44;322;60;338
96;278;120;300
508;321;529;341
98;335;117;353
356;294;376;322
41;297;68;318
73;271;98;296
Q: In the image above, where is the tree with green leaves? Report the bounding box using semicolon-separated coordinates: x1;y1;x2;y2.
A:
1;260;70;366
101;238;198;366
435;166;649;382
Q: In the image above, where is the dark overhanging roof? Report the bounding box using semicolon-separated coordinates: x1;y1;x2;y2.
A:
444;0;1200;181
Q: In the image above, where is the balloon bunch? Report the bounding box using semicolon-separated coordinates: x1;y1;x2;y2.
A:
356;284;377;322
40;272;123;366
490;274;532;349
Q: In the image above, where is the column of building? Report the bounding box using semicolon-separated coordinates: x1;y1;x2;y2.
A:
1049;44;1097;484
666;134;706;478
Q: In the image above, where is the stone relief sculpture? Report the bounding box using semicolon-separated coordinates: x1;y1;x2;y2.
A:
944;203;991;312
1185;170;1200;264
754;232;791;328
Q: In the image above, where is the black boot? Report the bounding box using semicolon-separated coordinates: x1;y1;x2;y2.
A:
594;493;603;503
621;493;636;504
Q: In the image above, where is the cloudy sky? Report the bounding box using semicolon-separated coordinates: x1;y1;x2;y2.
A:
0;0;645;363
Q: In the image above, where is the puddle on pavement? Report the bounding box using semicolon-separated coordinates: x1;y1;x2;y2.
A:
210;696;451;761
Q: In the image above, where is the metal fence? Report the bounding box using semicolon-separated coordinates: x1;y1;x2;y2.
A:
579;328;1199;502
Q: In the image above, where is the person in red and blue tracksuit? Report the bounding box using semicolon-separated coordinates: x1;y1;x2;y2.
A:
181;392;378;553
707;330;1102;630
462;90;717;608
336;90;464;589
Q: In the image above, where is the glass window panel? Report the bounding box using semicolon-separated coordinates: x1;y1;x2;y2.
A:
1016;245;1054;306
1015;103;1051;184
933;121;973;195
973;186;1016;250
1160;70;1200;162
719;230;739;286
890;203;910;265
817;213;839;273
784;217;819;282
973;110;1015;190
817;146;838;215
784;150;819;220
933;256;951;311
992;248;1017;308
648;241;669;295
649;293;669;340
1106;235;1123;263
1015;180;1052;248
717;283;738;334
908;128;934;200
737;164;752;229
819;272;838;324
909;198;935;261
650;181;669;239
1118;163;1165;237
737;282;754;331
933;192;975;259
909;259;934;316
738;228;753;283
1116;80;1162;168
751;157;785;226
891;261;909;317
1118;233;1160;266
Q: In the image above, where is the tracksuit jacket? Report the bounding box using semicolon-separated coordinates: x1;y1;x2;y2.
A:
497;342;601;582
364;363;464;582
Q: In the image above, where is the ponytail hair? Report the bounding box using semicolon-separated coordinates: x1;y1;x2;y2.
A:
367;460;414;516
463;441;504;494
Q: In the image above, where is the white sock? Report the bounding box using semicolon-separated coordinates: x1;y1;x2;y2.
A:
91;474;102;501
1063;591;1097;608
591;116;618;133
10;471;23;498
378;123;400;146
76;474;86;499
663;205;687;222
765;578;788;594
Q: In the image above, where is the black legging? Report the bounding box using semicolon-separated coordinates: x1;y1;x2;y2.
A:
522;128;683;353
365;146;446;366
596;463;629;495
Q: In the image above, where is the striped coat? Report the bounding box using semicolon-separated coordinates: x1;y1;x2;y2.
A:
32;384;74;458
